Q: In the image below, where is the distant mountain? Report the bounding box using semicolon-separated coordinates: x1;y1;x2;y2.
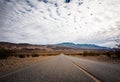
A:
56;42;111;50
0;42;77;51
57;42;77;47
0;42;111;50
0;42;50;50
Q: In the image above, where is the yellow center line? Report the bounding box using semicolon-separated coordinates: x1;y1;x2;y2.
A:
70;60;101;82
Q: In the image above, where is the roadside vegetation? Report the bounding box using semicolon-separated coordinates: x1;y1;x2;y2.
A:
68;41;120;60
0;48;59;59
105;38;120;59
0;48;14;59
66;48;120;59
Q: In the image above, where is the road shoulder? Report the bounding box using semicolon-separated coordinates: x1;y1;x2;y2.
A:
0;56;53;76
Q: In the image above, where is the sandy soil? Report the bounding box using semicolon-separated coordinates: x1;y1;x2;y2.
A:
74;55;120;64
0;56;53;75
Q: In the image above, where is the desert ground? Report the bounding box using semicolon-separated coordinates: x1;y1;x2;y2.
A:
0;56;53;76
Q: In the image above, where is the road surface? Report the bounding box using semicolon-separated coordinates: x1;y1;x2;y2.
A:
66;55;120;82
0;54;120;82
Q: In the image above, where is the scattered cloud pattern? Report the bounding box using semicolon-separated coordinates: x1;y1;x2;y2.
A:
0;0;120;47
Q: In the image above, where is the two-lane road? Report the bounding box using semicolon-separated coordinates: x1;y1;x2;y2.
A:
0;54;120;82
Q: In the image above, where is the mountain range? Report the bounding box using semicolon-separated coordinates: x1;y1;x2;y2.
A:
0;42;110;50
56;42;111;50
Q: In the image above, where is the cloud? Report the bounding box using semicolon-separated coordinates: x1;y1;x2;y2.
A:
0;0;120;47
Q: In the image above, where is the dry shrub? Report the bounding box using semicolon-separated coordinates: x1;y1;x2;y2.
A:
18;54;26;58
32;54;39;57
0;48;14;59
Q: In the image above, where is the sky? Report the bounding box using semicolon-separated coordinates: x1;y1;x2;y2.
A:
0;0;120;47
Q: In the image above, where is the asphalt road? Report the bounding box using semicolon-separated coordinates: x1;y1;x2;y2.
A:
66;55;120;82
0;54;120;82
